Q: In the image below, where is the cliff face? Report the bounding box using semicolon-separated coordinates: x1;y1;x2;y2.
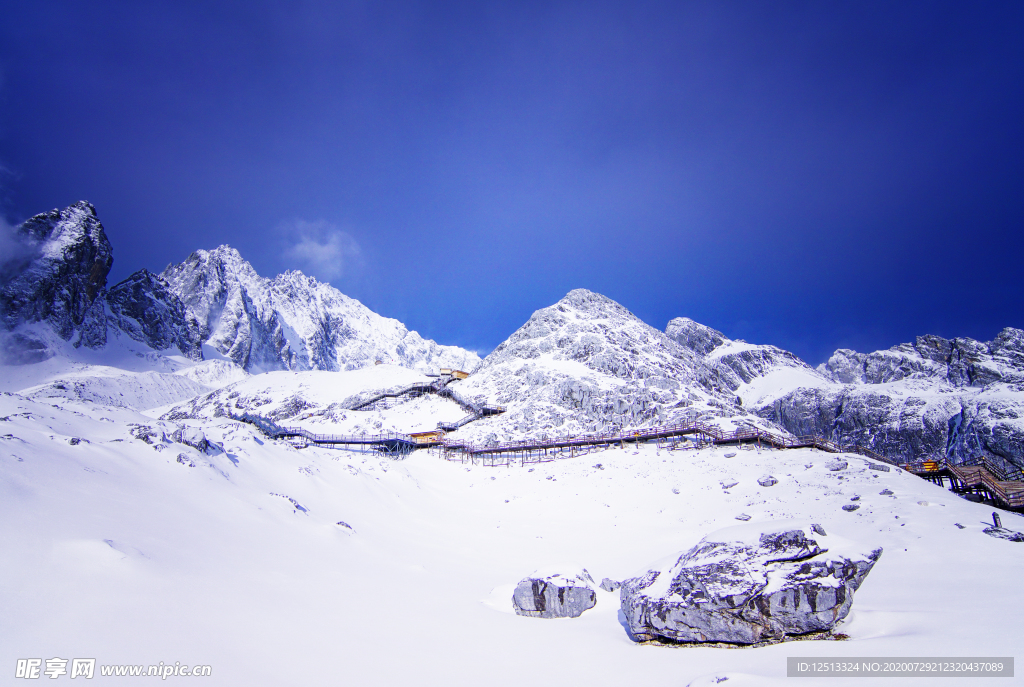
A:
0;201;112;344
0;202;203;362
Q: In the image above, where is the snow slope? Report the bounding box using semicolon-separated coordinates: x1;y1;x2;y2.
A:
1;388;1021;686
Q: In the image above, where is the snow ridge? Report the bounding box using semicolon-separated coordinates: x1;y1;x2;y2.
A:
161;246;480;374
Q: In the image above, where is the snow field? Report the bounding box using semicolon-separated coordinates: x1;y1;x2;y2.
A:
2;388;1022;685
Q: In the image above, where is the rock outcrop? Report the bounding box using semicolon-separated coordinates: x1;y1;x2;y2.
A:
667;313;1024;471
0;203;203;361
512;566;597;618
0;201;112;347
107;269;203;360
620;522;881;644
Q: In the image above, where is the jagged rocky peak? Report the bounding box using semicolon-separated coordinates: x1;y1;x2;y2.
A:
161;244;479;374
161;245;261;343
665;316;727;357
819;329;1024;387
0;201;112;339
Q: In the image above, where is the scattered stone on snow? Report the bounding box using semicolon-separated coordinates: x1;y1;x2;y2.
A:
335;521;354;532
724;452;737;458
842;504;860;512
982;526;1024;542
721;481;738;490
850;495;860;501
826;459;848;472
620;522;882;644
176;453;196;467
757;475;777;487
174;426;210;453
880;489;894;496
867;462;891;472
734;514;751;521
512;566;597;618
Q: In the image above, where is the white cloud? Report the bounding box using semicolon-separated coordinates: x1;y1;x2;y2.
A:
281;219;362;282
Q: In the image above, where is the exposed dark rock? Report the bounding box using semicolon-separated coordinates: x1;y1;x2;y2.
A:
107;269;203;359
665;317;727;357
982;526;1024;542
599;578;621;592
0;202;112;344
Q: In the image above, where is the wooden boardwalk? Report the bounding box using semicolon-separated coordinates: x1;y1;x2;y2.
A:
232;409;1024;509
905;457;1024;509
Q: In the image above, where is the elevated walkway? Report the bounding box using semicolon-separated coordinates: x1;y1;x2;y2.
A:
233;382;1023;511
905;456;1024;509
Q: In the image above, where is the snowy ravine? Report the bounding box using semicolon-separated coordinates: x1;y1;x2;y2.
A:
160;245;479;374
670;317;1024;471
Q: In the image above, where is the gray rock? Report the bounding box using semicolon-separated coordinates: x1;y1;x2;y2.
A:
512;566;596;618
175;426;209;453
620;522;882;644
735;513;751;521
879;489;894;496
757;475;778;487
107;269;203;360
842;504;860;512
827;459;848;471
867;462;891;472
599;578;621;592
665;317;727;357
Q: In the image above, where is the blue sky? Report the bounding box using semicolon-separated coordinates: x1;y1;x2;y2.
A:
1;1;1022;363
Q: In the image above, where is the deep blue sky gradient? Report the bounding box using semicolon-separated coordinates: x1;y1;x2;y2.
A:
1;1;1022;363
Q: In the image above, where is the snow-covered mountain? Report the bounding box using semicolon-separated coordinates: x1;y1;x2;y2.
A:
452;289;774;442
161;245;480;374
667;318;1024;471
0;201;202;364
2;207;1023;683
0;202;478;383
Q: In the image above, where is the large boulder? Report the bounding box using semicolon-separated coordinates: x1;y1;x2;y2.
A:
620;522;881;644
512;566;596;618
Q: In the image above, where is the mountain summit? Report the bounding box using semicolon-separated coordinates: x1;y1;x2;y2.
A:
161;245;479;374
